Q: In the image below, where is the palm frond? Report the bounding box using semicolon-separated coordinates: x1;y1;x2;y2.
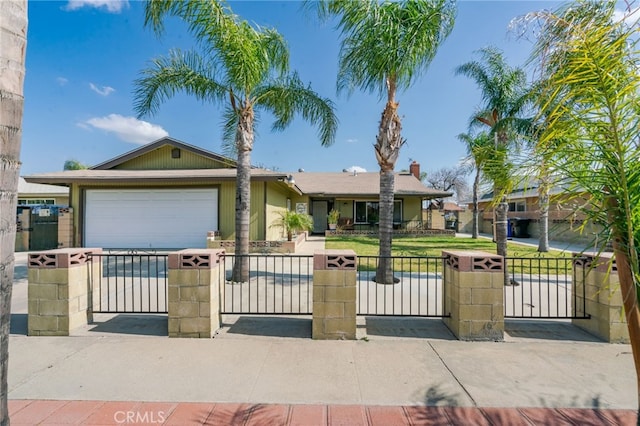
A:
530;0;640;278
313;0;455;97
133;49;227;117
254;73;338;147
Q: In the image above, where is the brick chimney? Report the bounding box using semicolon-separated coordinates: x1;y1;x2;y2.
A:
409;161;420;180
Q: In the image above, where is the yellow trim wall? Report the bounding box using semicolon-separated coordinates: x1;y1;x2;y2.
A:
112;145;233;170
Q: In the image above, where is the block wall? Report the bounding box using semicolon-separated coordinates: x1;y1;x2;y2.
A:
442;250;504;341
573;253;629;343
28;248;101;336
168;249;224;338
312;250;357;340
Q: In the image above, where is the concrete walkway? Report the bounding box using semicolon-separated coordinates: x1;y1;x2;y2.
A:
8;240;639;425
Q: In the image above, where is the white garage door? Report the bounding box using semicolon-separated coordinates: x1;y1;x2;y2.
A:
85;188;218;249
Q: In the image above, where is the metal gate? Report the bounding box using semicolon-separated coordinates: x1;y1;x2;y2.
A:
504;257;590;319
89;252;169;313
356;256;448;317
29;206;58;250
220;254;313;315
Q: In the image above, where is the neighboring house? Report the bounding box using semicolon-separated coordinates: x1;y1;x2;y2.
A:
472;182;601;244
15;178;71;252
423;201;466;231
289;164;450;234
24;137;449;250
18;177;69;206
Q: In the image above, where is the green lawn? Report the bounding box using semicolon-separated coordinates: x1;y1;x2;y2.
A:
325;235;571;258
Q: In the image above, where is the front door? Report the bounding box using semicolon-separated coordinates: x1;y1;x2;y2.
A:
312;200;328;234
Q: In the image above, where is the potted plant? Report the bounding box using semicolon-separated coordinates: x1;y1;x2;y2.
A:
277;210;313;241
327;209;340;230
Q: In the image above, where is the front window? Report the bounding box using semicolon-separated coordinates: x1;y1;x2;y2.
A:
354;201;402;223
18;199;55;205
508;200;526;212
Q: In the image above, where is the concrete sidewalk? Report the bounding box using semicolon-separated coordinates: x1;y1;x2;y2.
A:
8;319;637;408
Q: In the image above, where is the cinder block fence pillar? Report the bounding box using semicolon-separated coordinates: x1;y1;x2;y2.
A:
312;250;357;340
168;249;224;338
442;250;504;341
573;253;628;343
28;248;101;336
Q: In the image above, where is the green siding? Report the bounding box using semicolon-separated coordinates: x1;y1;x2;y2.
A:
113;145;233;170
218;181;236;239
265;183;290;240
250;182;265;240
403;198;422;221
336;200;353;220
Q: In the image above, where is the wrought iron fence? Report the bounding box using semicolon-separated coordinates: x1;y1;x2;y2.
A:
504;256;589;319
85;251;589;321
89;252;168;313
220;254;313;315
356;255;447;317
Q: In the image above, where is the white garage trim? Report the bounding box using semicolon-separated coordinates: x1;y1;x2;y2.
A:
85;188;218;249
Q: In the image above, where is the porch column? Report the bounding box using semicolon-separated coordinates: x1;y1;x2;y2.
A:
312;250;357;340
442;250;504;341
27;248;101;336
573;253;628;343
167;249;224;338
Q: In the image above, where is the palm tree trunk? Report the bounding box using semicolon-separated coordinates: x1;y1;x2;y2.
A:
472;169;480;239
374;90;402;285
538;185;549;252
0;1;27;424
231;107;254;283
495;196;509;287
606;197;640;420
377;170;395;284
613;246;640;420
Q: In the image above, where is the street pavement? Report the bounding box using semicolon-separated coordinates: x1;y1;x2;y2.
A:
7;236;639;424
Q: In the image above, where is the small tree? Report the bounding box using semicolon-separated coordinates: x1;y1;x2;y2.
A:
455;47;528;260
63;159;88;170
423;165;470;203
275;211;313;241
458;131;493;239
523;0;640;416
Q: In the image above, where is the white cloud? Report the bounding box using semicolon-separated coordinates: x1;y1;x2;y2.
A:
346;138;359;143
345;165;367;173
89;83;115;96
83;114;168;144
64;0;129;13
56;77;68;86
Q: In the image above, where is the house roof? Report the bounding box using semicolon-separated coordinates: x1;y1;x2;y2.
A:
18;177;69;195
91;136;236;169
429;200;465;211
24;169;290;185
290;172;451;199
23;138;446;199
479;183;569;201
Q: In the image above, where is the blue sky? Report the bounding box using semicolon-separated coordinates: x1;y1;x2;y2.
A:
22;0;571;177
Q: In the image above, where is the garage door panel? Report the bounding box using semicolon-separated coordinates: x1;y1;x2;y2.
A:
85;189;218;249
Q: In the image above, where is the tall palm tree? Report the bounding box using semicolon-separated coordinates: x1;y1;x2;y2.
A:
0;1;27;423
455;47;528;260
526;0;640;415
136;0;337;282
312;0;456;284
458;131;492;239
